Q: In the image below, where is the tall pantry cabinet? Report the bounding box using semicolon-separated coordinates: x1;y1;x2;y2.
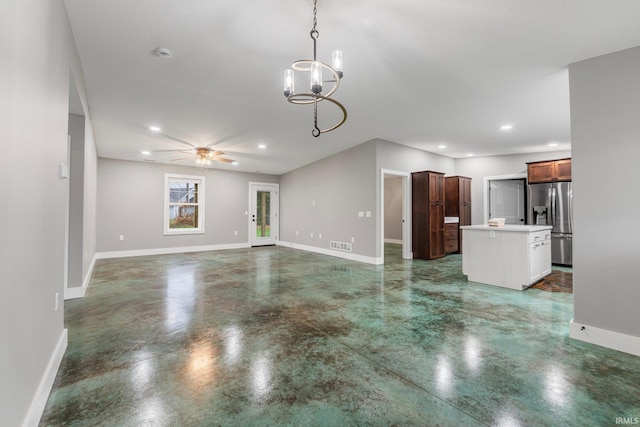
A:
412;171;445;260
445;176;472;253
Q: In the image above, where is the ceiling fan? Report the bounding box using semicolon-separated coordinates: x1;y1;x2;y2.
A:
171;146;235;166
151;136;236;166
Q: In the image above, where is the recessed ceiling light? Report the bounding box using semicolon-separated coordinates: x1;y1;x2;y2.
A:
232;161;239;165
466;153;474;157
500;124;513;131
438;145;446;149
154;47;172;59
548;142;558;147
141;150;151;155
258;144;266;149
149;126;161;132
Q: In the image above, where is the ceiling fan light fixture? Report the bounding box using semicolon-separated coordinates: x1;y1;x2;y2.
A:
283;0;347;137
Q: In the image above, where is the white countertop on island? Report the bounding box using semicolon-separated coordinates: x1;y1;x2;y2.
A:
460;224;552;232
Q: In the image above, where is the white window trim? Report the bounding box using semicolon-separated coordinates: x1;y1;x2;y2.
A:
164;173;206;235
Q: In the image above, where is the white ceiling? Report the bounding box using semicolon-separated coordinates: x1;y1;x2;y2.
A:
64;0;640;175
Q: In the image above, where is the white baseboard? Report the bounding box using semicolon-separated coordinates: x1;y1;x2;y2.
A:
570;319;640;357
22;329;67;427
64;253;96;300
384;238;403;244
278;241;382;265
96;242;251;260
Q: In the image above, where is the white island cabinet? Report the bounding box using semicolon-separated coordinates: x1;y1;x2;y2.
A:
460;225;552;290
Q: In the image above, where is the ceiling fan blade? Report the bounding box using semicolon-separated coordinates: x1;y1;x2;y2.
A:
165;136;196;149
214;157;235;163
210;150;225;157
171;157;194;161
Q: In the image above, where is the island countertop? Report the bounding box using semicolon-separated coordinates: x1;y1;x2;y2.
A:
460;224;552;232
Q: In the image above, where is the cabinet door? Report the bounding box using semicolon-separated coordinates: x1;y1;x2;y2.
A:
429;204;445;258
528;162;555;183
461;178;472;204
539;240;552;277
429;173;445;203
444;178;460;217
459;204;471;226
555;159;572;181
529;242;543;284
444;223;459;254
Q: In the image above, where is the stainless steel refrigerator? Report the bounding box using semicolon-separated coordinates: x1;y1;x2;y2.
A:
527;182;573;266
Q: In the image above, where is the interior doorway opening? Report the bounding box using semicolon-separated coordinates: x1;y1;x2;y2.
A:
380;169;411;262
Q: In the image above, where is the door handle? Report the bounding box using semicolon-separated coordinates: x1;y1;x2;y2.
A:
551;187;556;226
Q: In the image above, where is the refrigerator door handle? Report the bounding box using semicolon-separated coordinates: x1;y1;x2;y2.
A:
568;185;573;233
547;187;556;227
551;187;556;226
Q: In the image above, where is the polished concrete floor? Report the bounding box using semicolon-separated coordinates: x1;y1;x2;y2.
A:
41;245;640;426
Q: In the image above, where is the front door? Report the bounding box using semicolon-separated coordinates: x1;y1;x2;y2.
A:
250;183;279;246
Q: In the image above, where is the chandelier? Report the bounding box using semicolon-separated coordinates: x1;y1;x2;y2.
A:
283;0;347;137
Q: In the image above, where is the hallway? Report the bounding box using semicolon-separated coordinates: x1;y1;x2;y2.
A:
41;245;640;426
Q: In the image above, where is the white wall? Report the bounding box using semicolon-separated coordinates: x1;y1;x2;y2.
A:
568;46;640;354
384;177;403;241
280;141;378;259
375;139;457;258
0;0;97;424
97;159;279;254
455;151;571;225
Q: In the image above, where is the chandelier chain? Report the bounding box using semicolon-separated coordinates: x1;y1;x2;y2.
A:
310;0;319;61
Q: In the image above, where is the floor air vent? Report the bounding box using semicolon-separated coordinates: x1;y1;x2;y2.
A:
330;241;352;252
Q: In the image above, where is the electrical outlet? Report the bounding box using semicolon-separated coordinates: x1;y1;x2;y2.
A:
358;211;364;218
351;237;355;243
234;230;238;235
296;231;299;236
319;233;322;239
119;234;125;241
310;232;314;238
366;211;371;218
55;292;59;311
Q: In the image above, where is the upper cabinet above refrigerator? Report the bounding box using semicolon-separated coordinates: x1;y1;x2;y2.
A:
527;158;571;183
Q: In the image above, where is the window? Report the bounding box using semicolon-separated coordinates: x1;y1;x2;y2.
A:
164;174;205;235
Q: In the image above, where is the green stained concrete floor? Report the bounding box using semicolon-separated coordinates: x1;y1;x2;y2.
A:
40;245;640;426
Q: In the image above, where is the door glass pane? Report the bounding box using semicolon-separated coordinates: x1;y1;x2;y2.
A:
256;191;271;238
489;179;525;224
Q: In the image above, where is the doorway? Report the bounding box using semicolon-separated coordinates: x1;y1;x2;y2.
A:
249;182;279;246
380;169;411;262
486;177;527;225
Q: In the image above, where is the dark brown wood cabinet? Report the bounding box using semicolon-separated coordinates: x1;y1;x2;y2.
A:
444;222;459;254
527;158;571;183
445;176;472;253
412;171;445;260
555;159;572;181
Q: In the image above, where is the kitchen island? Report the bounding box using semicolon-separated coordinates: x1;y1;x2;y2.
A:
460;224;552;290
